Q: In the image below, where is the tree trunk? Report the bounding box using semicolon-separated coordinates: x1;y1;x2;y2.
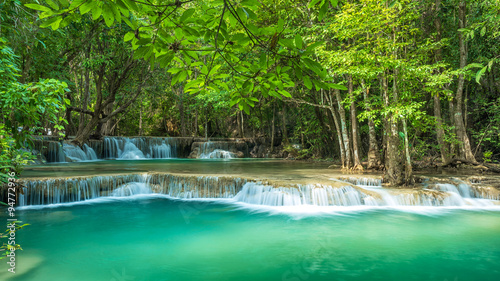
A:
178;86;186;137
334;89;352;169
402;118;414;185
100;102;114;136
381;73;403;186
325;91;346;166
281;102;289;145
362;84;381;169
240;111;245;138
348;75;363;170
454;0;476;163
194;108;198;137
138;104;143;136
271;104;276;153
237;110;242;137
433;0;449;164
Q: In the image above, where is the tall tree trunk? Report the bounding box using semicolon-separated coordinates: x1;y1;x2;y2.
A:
281;102;289;145
178;86;186;137
454;0;476;162
100;102;114;136
334;89;352;169
448;99;456;156
362;83;381;169
381;73;403;186
326;91;346;166
433;0;449;164
237;110;242;137
434;94;449;163
271;104;276;153
194;108;198;137
348;75;363;170
138;104;143;136
402;118;414;185
78;47;91;136
240;111;245;138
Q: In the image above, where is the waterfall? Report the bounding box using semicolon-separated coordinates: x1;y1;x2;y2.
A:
62;143;98;162
48;142;65;162
15;175;500;208
119;141;146;159
111;182;153;196
104;137;177;159
199;149;236;159
337;177;382;187
198;141;238;159
17;173;246;206
233;183;365;206
150;142;173;158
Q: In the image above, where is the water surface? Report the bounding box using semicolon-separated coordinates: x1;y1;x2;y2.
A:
2;197;500;281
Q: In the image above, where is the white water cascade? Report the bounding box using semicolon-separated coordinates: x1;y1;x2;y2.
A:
15;174;500;208
62;143;98;162
104;137;177;159
111;182;153;196
233;183;364;206
198;142;236;159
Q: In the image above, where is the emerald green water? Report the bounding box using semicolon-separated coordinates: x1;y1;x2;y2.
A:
2;197;500;281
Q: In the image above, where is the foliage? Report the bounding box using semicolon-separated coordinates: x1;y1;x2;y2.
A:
0;37;69;179
0;219;29;260
24;0;346;112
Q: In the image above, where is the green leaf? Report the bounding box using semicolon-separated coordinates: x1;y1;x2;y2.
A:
476;66;487;84
303;76;312;89
92;7;103;20
481;26;486;37
79;1;95;15
24;4;51;12
294;65;303;79
328;83;347;90
178;70;188;83
69;0;86;10
40;16;60;28
102;5;115;27
175;28;183;39
306;41;324;51
308;0;321;9
279;90;292;98
277;18;284;31
181;9;195;22
466;63;483;69
319;0;329;21
294;34;303;49
46;0;59;10
122;0;139;11
51;17;63;30
330;0;338;7
124;32;134;42
242;103;250;114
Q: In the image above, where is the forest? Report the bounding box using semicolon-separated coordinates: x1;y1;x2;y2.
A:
1;0;500;186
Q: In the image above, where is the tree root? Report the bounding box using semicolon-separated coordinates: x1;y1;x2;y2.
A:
441;158;500;173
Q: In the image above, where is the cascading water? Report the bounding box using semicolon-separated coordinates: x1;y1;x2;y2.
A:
198;142;236;159
200;149;236;159
48;142;65;162
104;137;177;159
62;143;98;162
119;140;146;159
111;182;153;196
16;174;500;208
233;183;365;206
17;173;246;206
